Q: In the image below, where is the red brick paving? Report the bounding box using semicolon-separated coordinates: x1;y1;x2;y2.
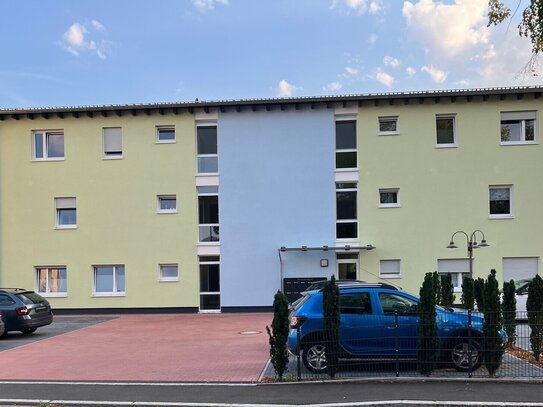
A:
0;313;272;382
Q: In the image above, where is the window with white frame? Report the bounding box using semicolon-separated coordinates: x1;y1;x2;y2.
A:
378;116;399;135
336;182;357;239
36;267;67;295
159;264;179;281
436;115;456;146
103;127;123;158
380;260;401;278
158;195;177;213
335;120;357;169
438;259;469;292
55;197;77;228
156;126;176;143
197;125;218;173
198;186;219;242
199;256;220;310
379;188;400;208
489;185;513;218
93;265;125;295
33;130;64;160
500;111;536;144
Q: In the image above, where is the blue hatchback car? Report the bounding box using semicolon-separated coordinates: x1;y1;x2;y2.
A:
288;282;497;373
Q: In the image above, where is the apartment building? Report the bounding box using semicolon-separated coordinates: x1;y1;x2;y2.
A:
0;87;541;312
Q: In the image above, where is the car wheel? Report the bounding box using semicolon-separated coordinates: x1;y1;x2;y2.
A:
0;326;6;338
21;328;37;335
302;344;328;374
450;339;482;372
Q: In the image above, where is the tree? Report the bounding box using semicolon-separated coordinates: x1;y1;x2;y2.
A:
266;290;290;380
432;271;442;306
502;280;517;347
323;275;340;378
488;0;543;55
527;274;543;360
483;269;504;376
417;272;439;375
441;273;455;307
462;276;475;310
474;278;486;311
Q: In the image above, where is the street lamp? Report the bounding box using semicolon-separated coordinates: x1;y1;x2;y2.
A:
446;230;490;278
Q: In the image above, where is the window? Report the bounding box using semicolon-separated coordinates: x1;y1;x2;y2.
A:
156;126;176;143
93;265;125;295
197;125;218;173
380;260;401;278
36;267;67;296
0;294;15;305
503;257;539;282
158;195;177;213
33;130;64;160
337;253;358;280
335;120;357;169
378;116;399;135
199;256;220;311
55;197;76;228
379;188;400;208
336;182;357;239
489;185;513;218
103;127;122;158
198;186;219;242
436;115;456;146
340;292;372;314
379;293;418;314
500;111;536;144
159;264;179;281
438;259;469;292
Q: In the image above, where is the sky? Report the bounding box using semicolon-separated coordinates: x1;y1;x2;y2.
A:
1;0;542;108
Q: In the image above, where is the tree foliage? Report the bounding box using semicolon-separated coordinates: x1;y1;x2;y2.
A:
417;272;439;375
266;290;290;380
488;0;543;54
462;276;475;310
432;271;442;306
323;275;340;378
440;273;455;307
474;277;486;311
483;269;504;376
502;280;517;347
527;274;543;360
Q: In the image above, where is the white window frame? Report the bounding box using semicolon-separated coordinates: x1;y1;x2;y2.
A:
157;195;177;214
438;259;470;293
489;185;514;219
35;266;68;297
199;256;221;312
380;259;401;279
32;130;65;161
337;257;359;280
198;186;220;244
92;265;125;297
378;116;399;136
156;126;176;144
103;127;123;159
435;115;457;148
379;188;400;208
55;197;77;229
336;182;358;240
335;116;357;171
159;264;179;282
196;122;218;175
500;111;537;145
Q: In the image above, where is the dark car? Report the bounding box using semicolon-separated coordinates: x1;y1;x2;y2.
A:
0;312;5;338
288;282;506;373
0;288;53;335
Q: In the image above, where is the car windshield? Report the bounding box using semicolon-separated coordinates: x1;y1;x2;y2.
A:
16;292;46;305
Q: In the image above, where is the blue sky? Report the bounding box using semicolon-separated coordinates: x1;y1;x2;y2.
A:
1;0;541;108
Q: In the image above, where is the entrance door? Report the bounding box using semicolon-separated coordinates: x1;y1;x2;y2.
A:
337;253;358;280
199;256;220;311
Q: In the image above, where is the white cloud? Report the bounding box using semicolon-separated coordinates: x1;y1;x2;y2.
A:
324;81;343;93
192;0;228;11
375;70;395;87
421;65;448;83
276;80;299;97
331;0;382;15
367;34;377;46
344;66;359;77
61;22;110;60
406;66;416;78
383;56;401;69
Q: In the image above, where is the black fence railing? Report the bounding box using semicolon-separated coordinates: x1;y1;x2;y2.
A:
266;311;543;381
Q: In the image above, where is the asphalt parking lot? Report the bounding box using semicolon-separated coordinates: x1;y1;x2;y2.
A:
0;313;272;382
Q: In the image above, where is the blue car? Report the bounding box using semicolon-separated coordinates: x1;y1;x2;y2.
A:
288;281;498;373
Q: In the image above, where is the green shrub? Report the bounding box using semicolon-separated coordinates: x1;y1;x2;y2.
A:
483;269;503;376
417;272;439;375
323;275;340;378
440;273;455;307
474;277;485;311
266;290;290;380
501;280;517;347
432;271;442;305
527;275;543;361
461;276;475;310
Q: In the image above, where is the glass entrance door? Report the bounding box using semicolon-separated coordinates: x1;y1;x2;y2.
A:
199;256;220;311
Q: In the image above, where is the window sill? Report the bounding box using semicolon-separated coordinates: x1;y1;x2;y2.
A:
32;158;65;162
38;293;67;298
158;279;179;283
500;141;538;146
103;155;123;160
378;132;400;136
156;140;176;144
55;225;77;230
489;214;514;219
335;168;359;172
379;204;400;208
435;144;458;148
198;241;221;245
197;172;219;176
379;275;401;279
92;293;126;297
157;211;178;214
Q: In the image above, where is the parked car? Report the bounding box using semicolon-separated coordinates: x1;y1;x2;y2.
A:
288;281;502;373
0;288;53;335
514;279;531;315
0;312;6;338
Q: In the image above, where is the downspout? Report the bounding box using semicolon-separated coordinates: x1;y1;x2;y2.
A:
278;248;284;293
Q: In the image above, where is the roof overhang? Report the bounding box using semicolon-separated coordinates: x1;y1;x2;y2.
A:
278;244;375;252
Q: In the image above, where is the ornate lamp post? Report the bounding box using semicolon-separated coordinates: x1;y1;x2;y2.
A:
446;230;490;278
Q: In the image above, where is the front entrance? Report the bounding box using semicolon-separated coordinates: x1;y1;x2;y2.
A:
199;255;221;311
337;253;359;280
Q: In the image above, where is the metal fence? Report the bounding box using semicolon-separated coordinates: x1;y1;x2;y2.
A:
265;311;543;381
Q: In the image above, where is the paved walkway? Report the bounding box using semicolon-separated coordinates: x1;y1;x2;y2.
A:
0;314;272;382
